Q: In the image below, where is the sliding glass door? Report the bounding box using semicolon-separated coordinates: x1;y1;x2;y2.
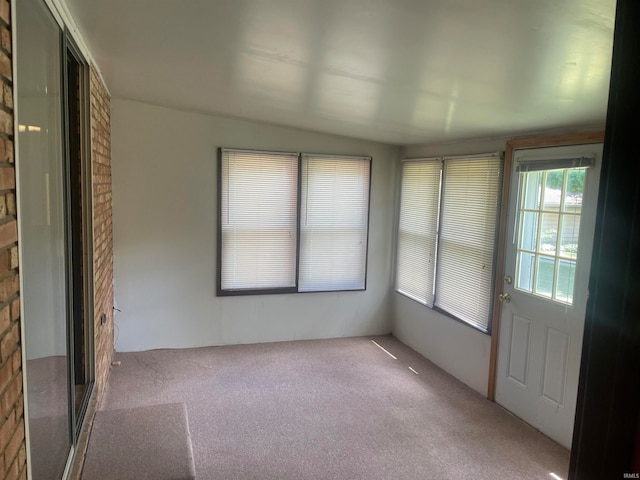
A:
16;1;71;478
16;1;95;478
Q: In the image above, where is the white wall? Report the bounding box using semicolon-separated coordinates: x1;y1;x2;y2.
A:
111;99;399;352
392;137;509;396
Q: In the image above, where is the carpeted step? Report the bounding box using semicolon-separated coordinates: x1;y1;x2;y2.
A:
82;403;196;480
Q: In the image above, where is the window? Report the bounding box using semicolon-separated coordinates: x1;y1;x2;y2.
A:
219;149;299;292
514;157;592;305
299;155;370;292
396;160;441;305
218;148;371;295
395;153;502;332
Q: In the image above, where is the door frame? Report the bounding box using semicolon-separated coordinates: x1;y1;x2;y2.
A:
487;131;604;401
62;27;95;441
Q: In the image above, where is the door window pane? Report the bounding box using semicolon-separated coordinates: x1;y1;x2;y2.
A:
519;212;538;251
522;171;542;210
562;169;585;213
535;256;555;298
515;167;586;305
555;260;576;304
516;251;535;292
539;213;559;256
559;215;580;259
543;169;563;210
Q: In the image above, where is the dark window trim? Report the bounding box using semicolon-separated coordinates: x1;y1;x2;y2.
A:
363;157;373;292
219;287;298;297
216;147;372;297
216;148;223;296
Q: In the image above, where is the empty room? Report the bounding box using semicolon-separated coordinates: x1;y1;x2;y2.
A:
1;0;638;479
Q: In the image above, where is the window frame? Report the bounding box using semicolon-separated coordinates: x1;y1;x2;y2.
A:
512;156;594;306
217;147;372;297
395;152;503;334
395;158;442;306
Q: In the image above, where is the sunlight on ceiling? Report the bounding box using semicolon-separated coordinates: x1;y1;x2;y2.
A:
64;0;615;145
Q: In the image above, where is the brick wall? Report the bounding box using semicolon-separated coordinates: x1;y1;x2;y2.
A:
90;67;113;401
64;64;114;480
0;1;26;479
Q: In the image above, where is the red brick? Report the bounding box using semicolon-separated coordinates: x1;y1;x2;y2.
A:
14;394;22;420
11;348;20;373
3;82;11;109
4;418;23;465
9;246;16;269
17;444;24;468
0;304;8;333
5;192;13;215
0;250;8;274
0;9;22;472
0;108;10;134
90;67;114;400
3;139;11;163
0;355;10;391
0;273;18;302
9;297;17;321
4;454;19;480
0;220;16;247
0;1;9;25
1;26;10;54
0;50;10;81
0;166;14;190
1;374;20;416
0;409;15;448
0;321;18;361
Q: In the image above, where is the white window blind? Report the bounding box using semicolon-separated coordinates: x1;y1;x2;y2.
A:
299;155;370;292
220;149;298;291
396;160;442;305
435;154;502;331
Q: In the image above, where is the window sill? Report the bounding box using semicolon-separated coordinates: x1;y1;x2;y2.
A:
395;290;491;336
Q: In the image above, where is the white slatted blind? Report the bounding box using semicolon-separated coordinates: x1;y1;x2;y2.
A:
299;155;370;292
396;160;442;305
435;155;502;331
220;149;298;291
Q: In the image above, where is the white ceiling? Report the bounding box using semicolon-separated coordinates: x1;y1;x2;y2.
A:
65;0;615;145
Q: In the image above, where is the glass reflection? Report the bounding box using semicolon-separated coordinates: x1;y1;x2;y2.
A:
17;2;71;479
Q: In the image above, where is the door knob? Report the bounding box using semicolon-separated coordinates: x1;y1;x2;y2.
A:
504;275;513;284
498;292;511;303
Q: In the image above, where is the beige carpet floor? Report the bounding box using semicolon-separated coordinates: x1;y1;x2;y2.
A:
82;403;196;480
93;335;569;479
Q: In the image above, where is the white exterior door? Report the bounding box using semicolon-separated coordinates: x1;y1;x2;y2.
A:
495;143;602;448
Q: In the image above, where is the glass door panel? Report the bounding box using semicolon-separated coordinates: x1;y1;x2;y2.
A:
514;167;586;305
16;2;71;479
